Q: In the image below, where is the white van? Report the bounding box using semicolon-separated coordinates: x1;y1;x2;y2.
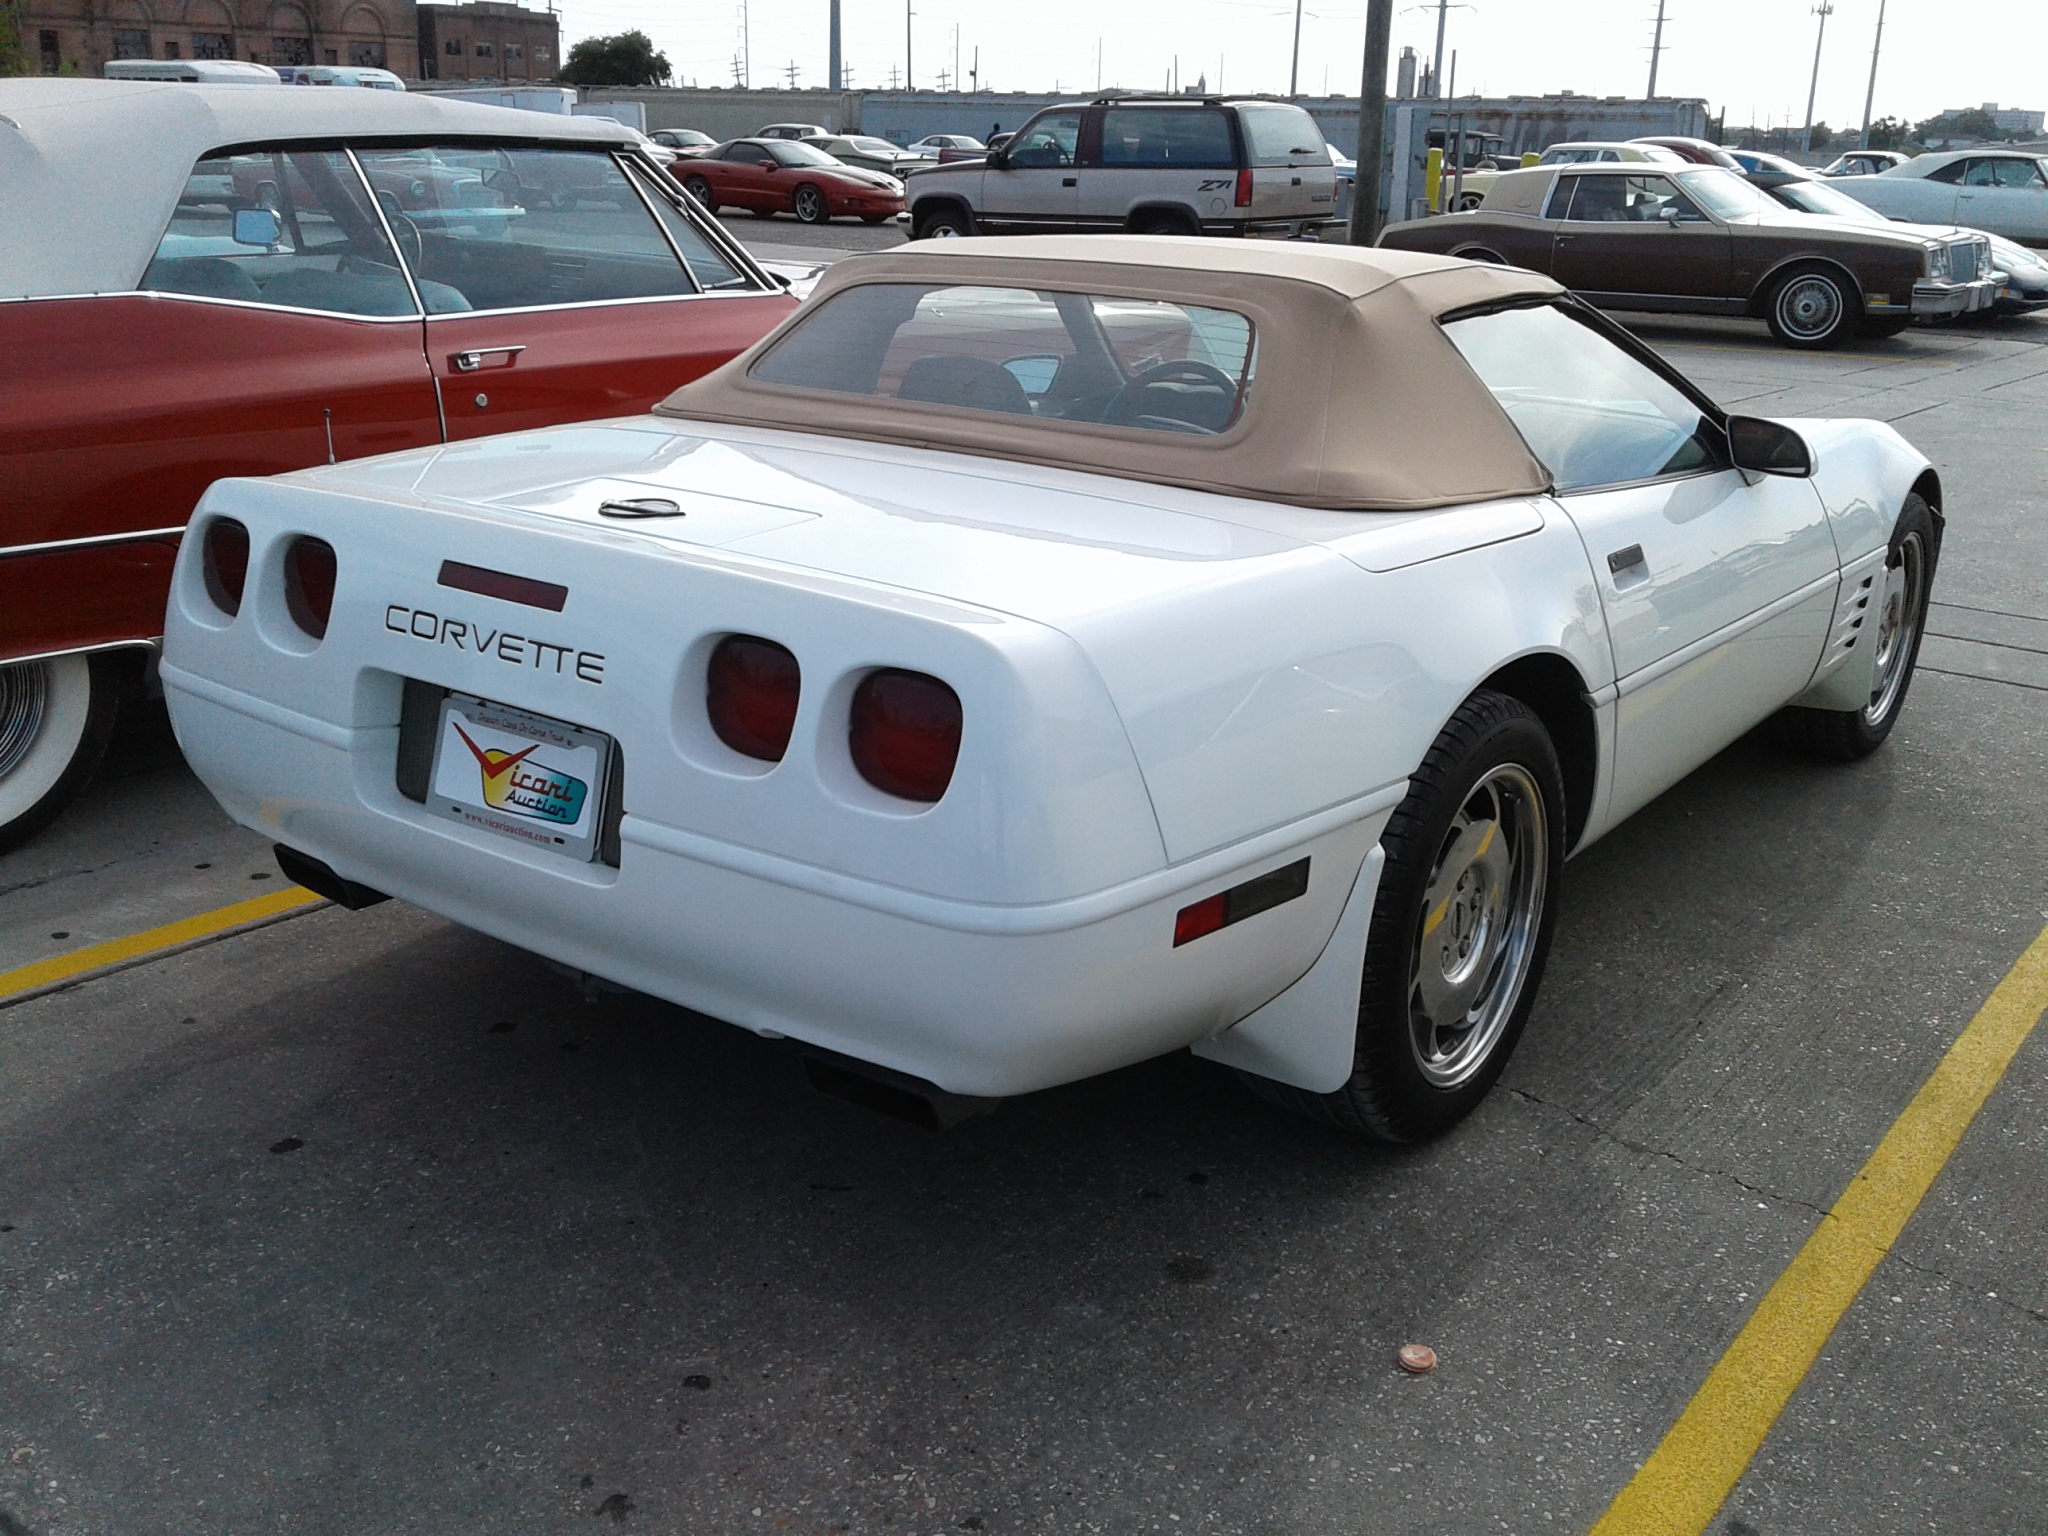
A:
275;65;405;89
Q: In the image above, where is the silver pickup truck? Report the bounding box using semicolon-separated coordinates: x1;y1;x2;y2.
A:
905;95;1338;241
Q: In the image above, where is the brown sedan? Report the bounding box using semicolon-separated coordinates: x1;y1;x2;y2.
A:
1379;163;1999;348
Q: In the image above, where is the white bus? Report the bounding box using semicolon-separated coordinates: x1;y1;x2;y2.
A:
103;59;282;83
275;65;405;89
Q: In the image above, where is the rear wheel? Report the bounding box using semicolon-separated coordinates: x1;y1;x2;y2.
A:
1766;265;1859;349
682;175;714;209
0;653;122;854
1134;210;1199;236
792;183;828;224
1774;494;1936;760
1242;690;1565;1141
913;204;973;239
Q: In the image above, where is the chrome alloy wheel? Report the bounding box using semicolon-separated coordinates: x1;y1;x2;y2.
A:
793;184;826;223
1866;527;1927;726
1775;273;1846;342
1408;764;1549;1089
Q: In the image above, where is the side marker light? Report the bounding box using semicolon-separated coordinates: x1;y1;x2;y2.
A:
1172;857;1311;947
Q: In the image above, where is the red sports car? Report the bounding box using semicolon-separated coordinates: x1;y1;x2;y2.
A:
677;138;906;225
0;80;796;849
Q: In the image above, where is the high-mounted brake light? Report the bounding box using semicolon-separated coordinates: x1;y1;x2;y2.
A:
284;536;337;640
1234;166;1253;208
202;518;249;616
1172;858;1311;947
707;635;801;762
849;669;961;804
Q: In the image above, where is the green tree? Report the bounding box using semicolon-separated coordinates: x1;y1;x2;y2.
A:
1865;116;1908;151
559;30;671;87
1806;121;1833;151
0;2;34;76
1914;107;2001;143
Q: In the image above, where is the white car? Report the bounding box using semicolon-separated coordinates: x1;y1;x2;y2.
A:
1836;150;2048;243
162;239;1941;1140
1451;142;1683;209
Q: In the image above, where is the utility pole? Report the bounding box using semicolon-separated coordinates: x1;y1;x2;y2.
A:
740;0;750;88
904;0;912;91
970;44;978;92
1800;0;1833;155
1289;0;1303;97
828;0;840;90
1646;0;1667;98
951;23;959;94
1429;0;1447;99
1350;0;1394;243
1858;0;1886;149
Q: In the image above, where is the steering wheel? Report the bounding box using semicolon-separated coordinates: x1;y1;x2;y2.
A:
1103;358;1240;428
386;210;424;271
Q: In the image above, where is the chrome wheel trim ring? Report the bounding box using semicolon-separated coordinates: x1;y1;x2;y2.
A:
1778;274;1845;340
0;659;50;780
1865;529;1927;726
1407;763;1549;1090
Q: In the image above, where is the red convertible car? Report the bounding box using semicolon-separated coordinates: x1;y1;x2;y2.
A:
676;138;906;225
0;80;795;849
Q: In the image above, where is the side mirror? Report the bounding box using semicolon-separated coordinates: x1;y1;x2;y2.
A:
988;149;1008;170
1727;415;1813;477
759;160;780;173
232;207;281;246
1659;204;1682;226
481;167;520;197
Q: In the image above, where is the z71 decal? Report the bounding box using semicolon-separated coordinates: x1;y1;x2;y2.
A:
1198;178;1234;192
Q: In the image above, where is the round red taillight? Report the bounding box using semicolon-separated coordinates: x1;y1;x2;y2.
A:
707;635;801;762
849;669;961;804
283;536;337;640
202;518;249;616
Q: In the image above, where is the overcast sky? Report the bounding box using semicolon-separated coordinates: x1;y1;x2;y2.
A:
554;0;2034;133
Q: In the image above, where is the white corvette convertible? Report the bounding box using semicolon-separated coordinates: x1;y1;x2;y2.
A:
161;238;1940;1139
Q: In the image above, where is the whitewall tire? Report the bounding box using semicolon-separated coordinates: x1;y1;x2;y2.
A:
0;654;121;854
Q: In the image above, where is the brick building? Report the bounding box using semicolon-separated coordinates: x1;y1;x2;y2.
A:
414;0;556;83
14;0;419;76
11;0;555;82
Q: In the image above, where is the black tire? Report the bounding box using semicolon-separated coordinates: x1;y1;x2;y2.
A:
1859;315;1913;339
1765;264;1859;349
1242;690;1566;1142
682;175;714;209
913;203;973;239
1134;210;1199;236
792;183;829;224
1773;493;1938;760
0;652;124;854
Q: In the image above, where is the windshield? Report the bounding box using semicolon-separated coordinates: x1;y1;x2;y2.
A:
1770;178;1886;222
1674;167;1777;220
771;141;839;168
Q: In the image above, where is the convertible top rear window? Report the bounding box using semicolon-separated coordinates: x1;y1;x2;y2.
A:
747;282;1257;436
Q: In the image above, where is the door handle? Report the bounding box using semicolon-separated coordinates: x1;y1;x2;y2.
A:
1607;543;1647;577
1555;233;1575;244
1061;176;1077;187
451;345;526;372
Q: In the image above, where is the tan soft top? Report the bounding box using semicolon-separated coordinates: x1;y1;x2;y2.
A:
655;236;1560;511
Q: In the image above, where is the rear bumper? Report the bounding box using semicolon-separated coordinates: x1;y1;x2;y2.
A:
165;664;1395;1098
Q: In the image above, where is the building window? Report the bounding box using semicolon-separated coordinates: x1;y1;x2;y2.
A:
163;38;179;55
444;37;462;54
348;41;383;66
191;32;233;56
505;43;521;60
270;35;312;63
474;41;492;57
39;29;60;72
323;47;338;62
112;28;151;58
535;44;550;61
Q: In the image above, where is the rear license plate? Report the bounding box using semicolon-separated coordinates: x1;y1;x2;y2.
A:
427;692;612;862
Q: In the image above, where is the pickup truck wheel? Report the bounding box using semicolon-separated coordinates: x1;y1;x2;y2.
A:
1241;690;1564;1142
792;183;829;224
913;205;973;239
0;653;121;854
1773;494;1936;760
1134;210;1199;236
1767;265;1858;349
681;175;715;208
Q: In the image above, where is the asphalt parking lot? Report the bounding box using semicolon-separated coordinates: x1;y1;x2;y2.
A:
3;282;2046;1535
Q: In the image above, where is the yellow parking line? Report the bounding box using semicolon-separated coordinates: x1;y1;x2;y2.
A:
0;886;326;1002
1589;920;2048;1536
